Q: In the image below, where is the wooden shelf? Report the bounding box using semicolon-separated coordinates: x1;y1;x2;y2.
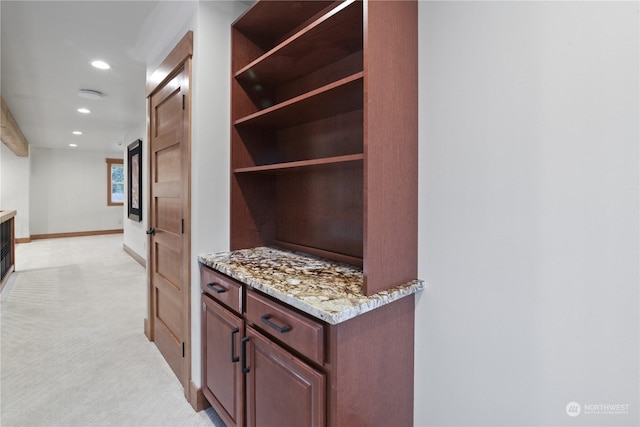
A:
235;0;362;87
234;154;363;174
234;72;363;129
233;1;335;51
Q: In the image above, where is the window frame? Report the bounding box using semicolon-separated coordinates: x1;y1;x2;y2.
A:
106;158;125;206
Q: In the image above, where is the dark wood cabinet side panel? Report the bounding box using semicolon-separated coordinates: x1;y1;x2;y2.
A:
235;80;278;116
327;295;415;427
230;173;276;250
232;126;277;168
232;27;266;74
231;78;261;122
275;168;363;259
363;0;418;295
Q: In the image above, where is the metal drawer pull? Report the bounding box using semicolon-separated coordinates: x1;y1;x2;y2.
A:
260;314;292;333
207;282;227;294
241;337;250;374
231;327;240;363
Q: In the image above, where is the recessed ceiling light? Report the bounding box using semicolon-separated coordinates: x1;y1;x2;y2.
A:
78;89;104;100
77;108;91;114
91;60;110;70
69;144;78;147
72;131;82;135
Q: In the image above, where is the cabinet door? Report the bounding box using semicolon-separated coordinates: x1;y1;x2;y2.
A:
202;296;244;427
245;326;325;427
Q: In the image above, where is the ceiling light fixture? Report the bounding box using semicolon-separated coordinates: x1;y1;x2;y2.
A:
69;144;78;147
77;108;91;114
78;89;104;100
91;60;110;70
72;131;82;135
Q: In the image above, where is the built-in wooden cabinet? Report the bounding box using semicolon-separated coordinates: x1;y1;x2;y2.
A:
203;1;418;425
201;267;326;427
201;265;415;427
231;0;418;296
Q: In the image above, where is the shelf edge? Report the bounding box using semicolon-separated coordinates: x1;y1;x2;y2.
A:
234;71;364;127
233;154;364;174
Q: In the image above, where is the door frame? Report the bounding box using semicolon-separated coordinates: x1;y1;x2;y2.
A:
144;30;193;401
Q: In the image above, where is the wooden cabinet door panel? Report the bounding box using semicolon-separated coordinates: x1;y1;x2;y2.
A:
202;296;244;427
246;326;325;427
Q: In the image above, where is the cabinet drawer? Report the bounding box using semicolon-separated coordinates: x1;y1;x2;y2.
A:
200;266;242;314
246;290;324;365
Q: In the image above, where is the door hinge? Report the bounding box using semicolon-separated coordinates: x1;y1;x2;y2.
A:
182;342;185;358
182;94;186;110
181;218;184;234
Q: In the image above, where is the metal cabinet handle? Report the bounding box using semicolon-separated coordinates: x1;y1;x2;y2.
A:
145;227;156;235
260;314;292;333
230;327;240;363
207;283;227;294
241;337;250;374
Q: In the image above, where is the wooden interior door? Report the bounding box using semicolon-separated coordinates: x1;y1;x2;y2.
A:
147;57;191;392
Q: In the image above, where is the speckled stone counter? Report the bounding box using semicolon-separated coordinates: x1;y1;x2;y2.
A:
198;246;423;325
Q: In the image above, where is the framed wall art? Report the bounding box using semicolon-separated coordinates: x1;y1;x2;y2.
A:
127;139;143;222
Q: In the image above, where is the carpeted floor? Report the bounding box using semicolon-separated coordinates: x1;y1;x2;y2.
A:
0;235;224;427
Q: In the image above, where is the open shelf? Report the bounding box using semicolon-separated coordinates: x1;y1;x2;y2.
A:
235;0;362;87
234;154;363;174
234;72;363;129
233;1;335;52
231;0;418;295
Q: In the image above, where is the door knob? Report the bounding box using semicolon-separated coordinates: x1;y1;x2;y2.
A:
146;227;156;235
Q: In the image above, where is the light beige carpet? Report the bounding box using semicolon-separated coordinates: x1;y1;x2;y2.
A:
0;235;224;427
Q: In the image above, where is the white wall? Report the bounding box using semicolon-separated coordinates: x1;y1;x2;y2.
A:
416;2;638;426
139;1;198;81
30;147;124;235
0;144;30;239
190;0;248;389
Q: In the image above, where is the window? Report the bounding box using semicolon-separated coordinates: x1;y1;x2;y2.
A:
107;158;124;206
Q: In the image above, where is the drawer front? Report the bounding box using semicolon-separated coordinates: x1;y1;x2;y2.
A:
200;266;242;314
246;290;324;365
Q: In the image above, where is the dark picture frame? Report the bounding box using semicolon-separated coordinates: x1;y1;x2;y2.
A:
127;139;143;222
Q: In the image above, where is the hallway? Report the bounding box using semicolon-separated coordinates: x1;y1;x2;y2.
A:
0;235;223;426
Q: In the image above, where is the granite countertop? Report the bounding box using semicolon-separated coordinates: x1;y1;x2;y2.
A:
198;246;423;325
